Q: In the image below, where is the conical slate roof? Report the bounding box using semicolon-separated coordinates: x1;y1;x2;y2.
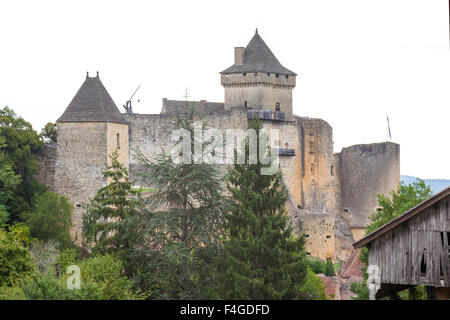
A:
57;74;127;124
220;30;296;76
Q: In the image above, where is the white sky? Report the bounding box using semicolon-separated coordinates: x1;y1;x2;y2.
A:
0;0;449;179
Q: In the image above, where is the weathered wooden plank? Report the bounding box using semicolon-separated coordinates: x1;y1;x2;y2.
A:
431;231;440;285
405;220;412;284
442;231;450;286
411;217;419;285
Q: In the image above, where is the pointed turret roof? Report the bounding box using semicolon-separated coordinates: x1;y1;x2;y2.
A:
57;73;127;124
220;30;296;76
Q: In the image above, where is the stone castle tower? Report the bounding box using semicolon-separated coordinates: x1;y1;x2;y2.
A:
220;30;296;120
54;72;129;242
40;31;400;260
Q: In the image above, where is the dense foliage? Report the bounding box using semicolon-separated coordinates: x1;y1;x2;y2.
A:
0;229;34;287
0;107;45;221
0;136;21;225
307;257;336;276
211;117;309;299
126;108;227;299
21;192;73;249
40;122;57;143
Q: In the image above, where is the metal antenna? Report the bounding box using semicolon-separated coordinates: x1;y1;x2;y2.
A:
183;87;190;100
123;85;141;114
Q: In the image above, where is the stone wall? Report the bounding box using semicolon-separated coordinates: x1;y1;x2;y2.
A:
300;213;335;260
36;142;57;191
339;142;400;233
106;122;129;169
55;122;109;243
221;73;295;120
125;108;248;185
297;117;340;214
260;119;303;207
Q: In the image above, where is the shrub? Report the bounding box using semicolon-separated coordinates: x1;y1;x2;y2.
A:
21;191;73;249
301;269;328;300
0;230;34;287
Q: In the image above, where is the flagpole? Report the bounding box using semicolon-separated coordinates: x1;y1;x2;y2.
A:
386;114;392;141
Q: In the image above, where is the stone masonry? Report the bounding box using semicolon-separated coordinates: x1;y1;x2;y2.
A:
38;31;400;260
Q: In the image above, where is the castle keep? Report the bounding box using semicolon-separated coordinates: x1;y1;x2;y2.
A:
39;31;400;261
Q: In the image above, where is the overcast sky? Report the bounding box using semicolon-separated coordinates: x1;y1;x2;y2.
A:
1;0;449;179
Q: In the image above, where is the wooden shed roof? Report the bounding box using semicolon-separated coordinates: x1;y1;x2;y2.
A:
353;186;450;249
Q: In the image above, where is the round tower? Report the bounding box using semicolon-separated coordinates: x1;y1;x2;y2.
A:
220;30;296;120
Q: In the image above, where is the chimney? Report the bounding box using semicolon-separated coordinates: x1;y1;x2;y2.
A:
234;47;245;65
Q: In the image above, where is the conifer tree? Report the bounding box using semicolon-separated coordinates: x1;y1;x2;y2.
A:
214;117;308;299
82;150;141;261
127;105;227;299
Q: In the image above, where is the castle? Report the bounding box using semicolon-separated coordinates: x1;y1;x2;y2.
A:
38;30;400;261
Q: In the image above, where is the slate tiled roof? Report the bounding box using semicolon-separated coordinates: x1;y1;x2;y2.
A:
161;98;225;115
220;30;296;76
58;75;127;124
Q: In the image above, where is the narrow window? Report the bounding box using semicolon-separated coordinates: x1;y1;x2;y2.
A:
311;163;314;175
275;102;280;111
275;74;279;78
243;72;247;76
65;141;68;147
309;141;314;154
267;73;270;76
254;72;257;76
285;75;289;79
116;133;120;149
331;166;334;176
244;100;248;108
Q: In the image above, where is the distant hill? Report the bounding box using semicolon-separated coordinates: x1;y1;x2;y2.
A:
401;175;450;194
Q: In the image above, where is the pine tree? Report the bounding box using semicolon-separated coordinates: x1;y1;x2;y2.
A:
127;105;228;299
214;117;308;299
82;150;141;261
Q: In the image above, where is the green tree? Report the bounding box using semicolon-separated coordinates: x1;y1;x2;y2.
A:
21;191;73;248
0;229;34;287
301;269;328;300
40;122;57;143
0;136;21;225
324;258;335;276
126;106;227;299
82;150;141;260
212;117;308;299
366;179;433;234
0;107;45;220
7;222;35;247
351;179;433;299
